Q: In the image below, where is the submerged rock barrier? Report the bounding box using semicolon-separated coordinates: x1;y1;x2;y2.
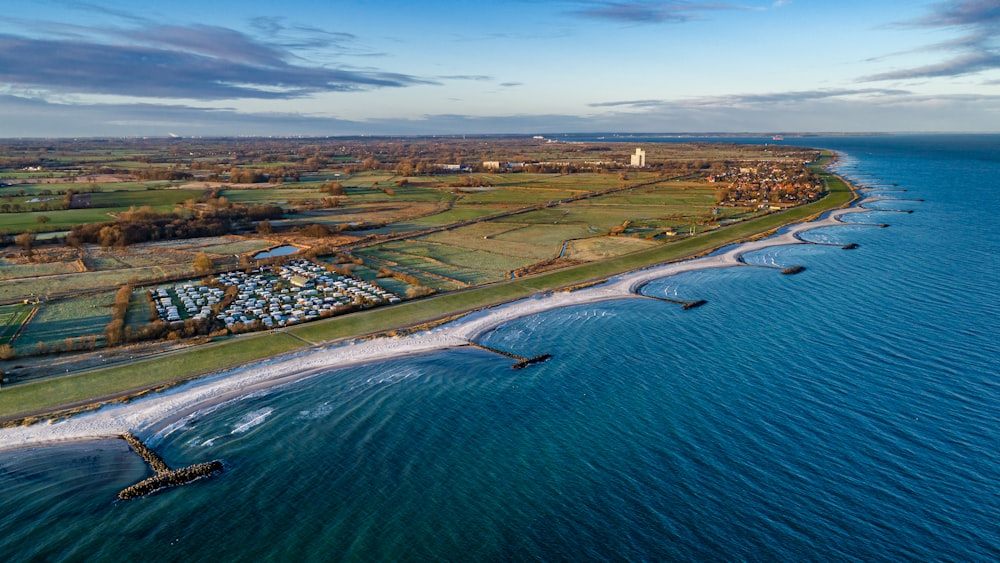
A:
469;343;553;370
781;265;806;275
643;295;708;310
511;354;553;370
118;432;223;500
470;342;527;362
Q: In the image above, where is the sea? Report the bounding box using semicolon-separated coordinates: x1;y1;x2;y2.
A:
1;134;998;562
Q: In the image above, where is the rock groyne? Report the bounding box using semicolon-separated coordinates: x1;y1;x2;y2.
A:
511;354;553;370
121;431;170;474
118;460;225;500
469;343;553;370
118;431;223;500
641;295;708;310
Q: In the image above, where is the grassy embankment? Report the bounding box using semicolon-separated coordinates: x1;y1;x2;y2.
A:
0;155;852;421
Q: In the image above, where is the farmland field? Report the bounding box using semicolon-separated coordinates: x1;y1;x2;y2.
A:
358;243;496;285
12;291;115;352
143;236;242;250
489;222;595;246
221;187;323;204
0;304;35;345
0;259;83;280
124;290;154;329
404;241;530;273
198;239;276;255
81;249;189;270
89;189;200;208
0;264;197;302
563;236;659;260
371;207;505;233
0;208;117;234
454;186;585;205
423;225;560;260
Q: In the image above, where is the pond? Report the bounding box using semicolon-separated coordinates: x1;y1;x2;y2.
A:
253;245;301;259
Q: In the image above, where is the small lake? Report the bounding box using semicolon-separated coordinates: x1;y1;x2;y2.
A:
253;245;300;259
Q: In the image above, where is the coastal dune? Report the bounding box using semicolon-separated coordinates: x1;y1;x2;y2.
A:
0;206;871;451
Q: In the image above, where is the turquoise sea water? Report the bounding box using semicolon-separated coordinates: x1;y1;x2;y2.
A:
2;135;998;561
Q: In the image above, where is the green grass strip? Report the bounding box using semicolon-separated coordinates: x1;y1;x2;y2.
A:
0;332;303;418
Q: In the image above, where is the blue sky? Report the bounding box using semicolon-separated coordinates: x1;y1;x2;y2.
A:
2;0;999;136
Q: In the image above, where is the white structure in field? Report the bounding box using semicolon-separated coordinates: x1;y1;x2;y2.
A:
630;147;646;167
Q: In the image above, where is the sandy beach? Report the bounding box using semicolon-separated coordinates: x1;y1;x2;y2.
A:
0;205;873;451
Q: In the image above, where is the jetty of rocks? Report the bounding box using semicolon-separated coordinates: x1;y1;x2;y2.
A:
118;431;223;500
640;295;708;309
469;343;553;369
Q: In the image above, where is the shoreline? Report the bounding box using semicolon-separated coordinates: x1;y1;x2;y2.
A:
0;180;877;452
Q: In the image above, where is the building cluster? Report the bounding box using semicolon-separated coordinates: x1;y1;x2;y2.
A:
482;161;526;171
152;259;401;331
710;162;822;207
153;285;224;324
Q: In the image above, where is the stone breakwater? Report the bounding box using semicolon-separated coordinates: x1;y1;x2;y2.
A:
781;265;806;275
118;460;225;500
118;431;223;500
467;343;553;370
121;431;170;474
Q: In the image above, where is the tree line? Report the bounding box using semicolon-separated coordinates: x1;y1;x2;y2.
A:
66;204;284;247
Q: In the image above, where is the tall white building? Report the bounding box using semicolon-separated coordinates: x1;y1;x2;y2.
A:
630;147;646;167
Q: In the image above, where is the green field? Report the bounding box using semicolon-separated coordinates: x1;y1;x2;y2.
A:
0;259;82;281
221;187;323;204
0;304;35;345
0;263;195;302
359;243;500;285
0;172;71;179
0;208;117;234
0;332;304;417
421;224;559;260
12;292;115;352
563;236;659;260
89;189;200;208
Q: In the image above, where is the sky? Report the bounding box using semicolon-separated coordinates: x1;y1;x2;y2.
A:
1;0;999;137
